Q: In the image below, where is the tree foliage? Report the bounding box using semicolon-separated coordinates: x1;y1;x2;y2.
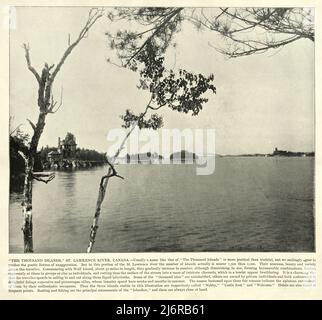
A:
76;148;107;162
106;8;184;69
187;7;314;57
106;7;314;60
64;132;76;144
119;43;216;130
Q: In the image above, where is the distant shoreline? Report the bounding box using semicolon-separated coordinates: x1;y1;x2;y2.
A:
219;154;314;158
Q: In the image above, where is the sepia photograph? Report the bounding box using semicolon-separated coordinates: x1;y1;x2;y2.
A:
9;6;315;254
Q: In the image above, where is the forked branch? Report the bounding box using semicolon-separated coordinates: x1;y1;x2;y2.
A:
100;159;124;190
26;118;36;131
32;172;55;184
22;43;40;83
50;8;105;81
48;87;64;114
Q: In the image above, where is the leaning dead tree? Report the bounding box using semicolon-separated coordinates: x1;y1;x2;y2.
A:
87;39;216;252
20;8;104;253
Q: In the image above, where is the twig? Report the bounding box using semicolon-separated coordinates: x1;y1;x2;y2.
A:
26;119;36;131
51;8;105;81
10;123;23;136
48;87;63;114
106;58;123;69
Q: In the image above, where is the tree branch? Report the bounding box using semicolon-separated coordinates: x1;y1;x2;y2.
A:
26;118;36;131
32;172;55;184
211;34;302;58
50;8;105;81
87;93;160;253
47;87;63;114
10;123;22;136
22;44;41;83
99;159;124;190
125;8;183;66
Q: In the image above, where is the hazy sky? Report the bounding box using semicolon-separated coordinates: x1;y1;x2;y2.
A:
10;7;314;155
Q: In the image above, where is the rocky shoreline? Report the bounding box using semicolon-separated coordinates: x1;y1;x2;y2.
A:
42;159;106;170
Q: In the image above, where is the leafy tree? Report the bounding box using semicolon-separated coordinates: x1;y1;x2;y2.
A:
74;148;106;162
87;25;216;252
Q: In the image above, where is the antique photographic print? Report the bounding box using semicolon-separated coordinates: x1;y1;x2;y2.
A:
9;7;314;253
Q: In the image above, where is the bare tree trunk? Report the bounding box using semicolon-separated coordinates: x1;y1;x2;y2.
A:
87;126;135;253
87;97;157;252
87;167;112;253
20;8;104;253
21;156;34;252
20;112;47;252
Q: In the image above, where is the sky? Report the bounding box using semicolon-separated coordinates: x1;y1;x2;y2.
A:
9;7;315;155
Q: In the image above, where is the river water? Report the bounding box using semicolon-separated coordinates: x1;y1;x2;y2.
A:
9;157;314;253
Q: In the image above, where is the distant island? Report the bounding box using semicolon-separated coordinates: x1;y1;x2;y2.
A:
126;152;163;164
269;147;314;157
113;150;199;164
221;147;314;158
111;147;314;164
170;150;198;163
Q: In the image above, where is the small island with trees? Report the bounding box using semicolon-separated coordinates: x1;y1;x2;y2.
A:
10;130;107;191
115;150;199;164
40;132;107;169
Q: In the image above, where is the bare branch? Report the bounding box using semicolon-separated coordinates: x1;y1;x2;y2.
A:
47;87;63;114
51;8;105;81
106;57;123;69
22;43;41;83
10;123;22;136
113;124;137;160
26;119;36;131
99;159;124;190
147;104;164;111
32;171;55;184
209;34;302;58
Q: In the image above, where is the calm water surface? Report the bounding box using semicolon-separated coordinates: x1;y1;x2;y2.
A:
9;157;314;253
